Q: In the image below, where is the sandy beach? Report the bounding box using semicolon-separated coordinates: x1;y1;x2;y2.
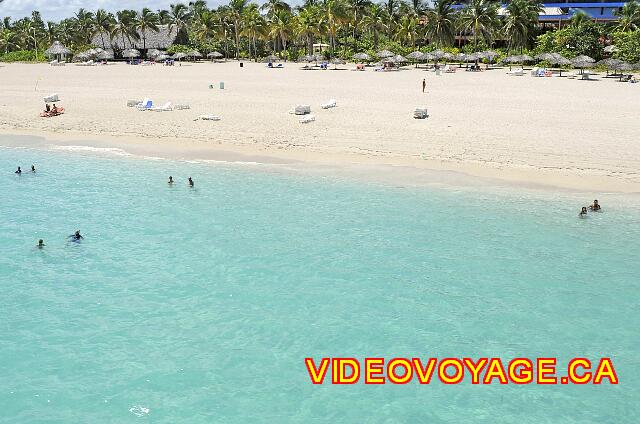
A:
1;61;639;192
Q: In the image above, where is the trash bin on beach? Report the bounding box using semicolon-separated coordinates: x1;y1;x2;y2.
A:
240;62;243;68
219;82;225;89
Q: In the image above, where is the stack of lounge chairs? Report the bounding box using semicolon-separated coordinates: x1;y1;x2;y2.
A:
44;94;60;103
299;114;316;124
136;99;153;111
290;105;311;115
321;99;337;109
194;114;221;121
507;68;524;76
151;102;173;112
413;107;428;119
49;60;66;66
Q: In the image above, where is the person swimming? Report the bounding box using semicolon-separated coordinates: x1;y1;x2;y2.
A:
168;176;174;184
589;200;601;211
15;166;22;174
37;239;45;248
579;207;588;218
31;164;36;172
68;230;84;241
188;177;194;187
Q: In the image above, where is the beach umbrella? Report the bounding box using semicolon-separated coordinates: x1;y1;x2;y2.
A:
123;48;141;58
147;49;162;58
331;58;346;69
603;45;618;54
376;49;394;58
298;55;313;62
353;52;370;61
74;52;91;61
188;50;203;58
393;55;408;64
208;51;223;59
520;54;534;63
455;53;466;62
430;50;445;60
265;54;279;62
423;53;434;62
573;55;595;64
172;52;187;60
97;50;114;60
407;51;425;61
535;52;556;63
465;53;479;62
45;41;71;61
482;50;498;66
502;55;520;64
156;54;170;61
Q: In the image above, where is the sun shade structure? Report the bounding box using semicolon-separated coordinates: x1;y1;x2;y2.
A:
45;41;72;61
208;51;223;58
376;50;394;58
172;52;187;60
353;52;370;61
393;55;408;63
188;50;203;58
123;48;141;58
407;51;425;61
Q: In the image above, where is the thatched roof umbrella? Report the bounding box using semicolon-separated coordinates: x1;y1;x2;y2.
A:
597;58;623;76
266;54;279;62
331;58;346;69
573;55;595;64
97;50;114;61
615;62;634;80
74;52;91;62
455;53;466;63
407;51;425;61
188;50;203;61
147;48;162;58
172;52;187;61
156;54;170;61
572;55;594;74
393;55;408;65
502;55;522;70
353;52;370;62
123;48;141;59
377;49;394;58
520;54;534;63
45;41;71;61
482;50;498;67
208;51;223;61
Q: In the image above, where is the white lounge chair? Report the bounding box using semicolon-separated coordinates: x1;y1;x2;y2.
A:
530;67;539;77
194;114;221;121
151;102;173;112
174;104;191;110
582;71;591;80
127;99;142;107
136;99;153;111
413;107;428;119
44;94;60;103
299;114;316;123
50;60;66;66
321;99;337;109
507;68;524;76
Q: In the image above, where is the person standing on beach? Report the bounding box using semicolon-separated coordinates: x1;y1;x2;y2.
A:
422;79;426;93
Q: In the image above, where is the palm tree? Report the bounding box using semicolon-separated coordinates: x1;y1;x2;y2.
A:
615;0;640;31
192;9;217;45
169;3;191;44
394;15;419;48
189;0;209;16
134;8;160;52
384;0;398;37
44;21;58;45
0;28;16;54
268;8;293;56
503;0;541;53
112;10;138;49
347;0;371;40
94;9;115;49
458;0;499;51
323;0;348;54
215;7;234;59
157;9;171;24
228;0;249;59
261;0;292;15
295;5;325;54
568;10;590;28
425;0;456;47
241;4;266;60
74;8;96;44
361;3;387;49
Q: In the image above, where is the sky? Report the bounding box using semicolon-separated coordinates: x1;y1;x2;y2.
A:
0;0;236;22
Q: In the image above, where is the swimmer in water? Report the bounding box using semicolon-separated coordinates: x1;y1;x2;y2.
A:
15;166;22;174
188;177;194;187
168;176;174;184
31;164;36;172
579;207;588;218
589;199;601;211
37;239;45;248
69;230;84;241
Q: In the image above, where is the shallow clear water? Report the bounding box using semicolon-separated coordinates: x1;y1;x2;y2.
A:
1;141;639;423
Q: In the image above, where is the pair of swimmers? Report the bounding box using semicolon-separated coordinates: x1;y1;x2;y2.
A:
37;231;83;248
168;176;194;187
15;165;36;174
579;200;601;217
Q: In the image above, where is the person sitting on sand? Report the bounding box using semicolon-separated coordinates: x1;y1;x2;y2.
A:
168;176;174;185
188;177;194;187
579;207;588;218
15;166;21;174
51;104;58;115
37;239;45;249
69;230;84;241
589;200;601;211
45;104;51;113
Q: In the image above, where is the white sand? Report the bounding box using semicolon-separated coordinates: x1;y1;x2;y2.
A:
0;61;638;192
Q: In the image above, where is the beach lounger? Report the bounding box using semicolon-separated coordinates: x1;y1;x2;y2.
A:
174;104;191;110
299;114;316;124
136;99;153;111
582;71;591;80
413;107;428;119
127;99;142;107
44;94;60;103
506;68;524;76
194;114;221;121
321;99;337;109
151;102;173;112
530;67;539;77
446;66;456;73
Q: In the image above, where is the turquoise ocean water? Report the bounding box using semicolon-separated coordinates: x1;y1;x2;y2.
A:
1;137;639;423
